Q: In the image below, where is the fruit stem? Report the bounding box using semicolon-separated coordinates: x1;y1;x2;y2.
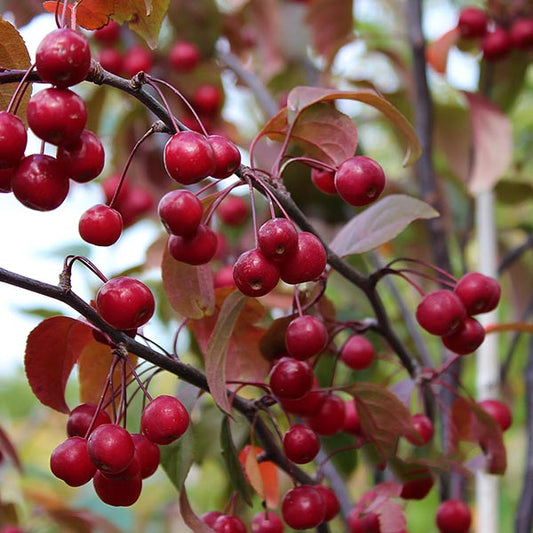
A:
7;63;35;115
61;255;109;289
278;156;336;177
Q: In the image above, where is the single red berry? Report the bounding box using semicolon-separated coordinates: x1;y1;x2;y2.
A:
478;398;512;432
416;290;467;336
454;272;501;315
96;276;155;330
399;468;434;500
212;515;247;533
27;88;87;146
315;485;340;522
141;395;190;445
217;195;249;226
285;315;328;360
257;218;299;263
442;316;485;355
482;28;512;61
93;20;121;44
334;156;385;207
50;436;96;486
87;423;135;475
311;167;337;195
96;47;124;75
169;40;201;72
164;131;216;184
192;84;223;116
279;231;327;284
202;511;224;527
207;135;241;179
340;334;375;370
283;424;320;464
269;357;314;400
122;45;153;77
233;248;280;297
168;224;218;265
406;413;434;446
306;393;345;436
510;18;533;50
131;433;160;479
79;204;123;246
343;399;362;435
35;28;91;88
93;470;142;507
57;130;105;183
12;154;69;211
66;403;112;438
158;189;203;236
0;111;27;169
214;264;237;289
251;511;284;533
347;510;381;533
281;485;326;530
457;7;488;39
436;499;472;533
0;167;14;193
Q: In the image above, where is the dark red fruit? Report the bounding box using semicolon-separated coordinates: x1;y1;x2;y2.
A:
257;218;299;264
114;186;153;227
343;399;362;435
207;135;242;179
482;28;512;61
96;276;155;330
131;433;160;479
416;290;467;336
315;485;340;522
280;377;323;417
202;511;224;526
192;84;223;116
164;131;216;184
87;423;135;474
406;413;434;446
399;468;434;500
96;48;123;75
0;167;14;193
311;167;337;195
283;424;320;464
334;156;385;207
93;469;142;506
217;195;249;226
279;231;327;284
35;28;91;88
281;485;326;530
57;130;105;183
454;272;500;316
436;499;472;533
510;18;533;50
251;511;284;533
122;45;153;77
12;154;69;211
306;393;345;436
50;436;96;486
93;20;121;44
457;7;488;39
285;315;328;360
214;265;237;289
27;88;87;146
0;111;27;169
141;395;190;445
269;357;314;400
442;316;485;355
347;510;381;533
169;40;201;72
212;515;247;533
79;204;123;246
340;334;375;370
158;189;203;236
478;398;512;432
168;224;218;265
66;403;112;438
233;248;280;297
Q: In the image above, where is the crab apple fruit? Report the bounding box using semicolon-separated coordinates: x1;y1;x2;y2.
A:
87;423;135;475
141;395;190;445
57;130;105;183
66;403;112;438
280;377;322;416
115;186;154;227
436;499;472;533
0;111;27;169
478;398;512;432
96;276;155;330
12;154;69;211
212;515;247;533
510;18;533;50
285;315;328;360
164;131;216;184
27;88;87;146
315;485;340;522
311;167;337;195
279;231;327;284
399;468;434;500
214;264;237;289
233;248;280;297
269;357;314;400
454;272;501;316
35;28;91;88
122;45;153;77
416;290;467;336
202;511;224;526
158;189;203;237
207;135;242;179
257;218;299;263
217;195;249;226
0;167;14;193
442;316;485;355
347;510;381;533
93;470;142;506
306;393;346;436
192;84;223;116
343;399;362;435
79;204;123;246
482;28;512;61
334;156;385;207
457;7;488;39
251;511;284;533
168;224;218;265
283;424;320;464
169;40;201;72
281;485;326;530
340;334;375;370
406;413;434;446
131;433;160;479
96;48;123;75
50;436;96;486
93;20;121;44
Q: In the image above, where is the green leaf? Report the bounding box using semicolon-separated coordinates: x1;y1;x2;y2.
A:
159;426;196;491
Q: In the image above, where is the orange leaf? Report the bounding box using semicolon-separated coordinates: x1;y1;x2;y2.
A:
43;0;114;30
426;27;460;74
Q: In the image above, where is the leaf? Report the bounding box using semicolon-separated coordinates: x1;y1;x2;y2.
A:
179;487;215;533
0;425;22;472
43;0;113;30
25;317;94;413
0;17;31;119
244;444;265;501
464;92;513;194
159;425;196;491
329;194;439;257
220;417;253;506
426;27;460;74
161;239;215;319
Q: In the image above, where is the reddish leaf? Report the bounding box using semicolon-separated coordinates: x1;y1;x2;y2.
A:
43;0;113;30
25;317;94;413
426;27;460;74
329;194;438;257
0;425;22;472
161;238;215;319
179;487;215;533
